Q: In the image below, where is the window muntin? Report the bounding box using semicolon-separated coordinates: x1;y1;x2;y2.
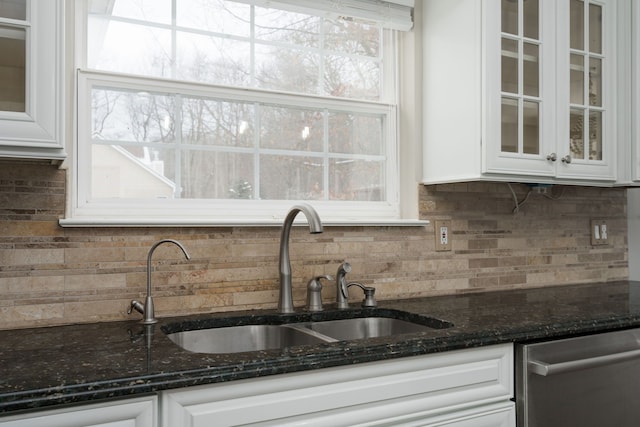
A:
74;0;400;224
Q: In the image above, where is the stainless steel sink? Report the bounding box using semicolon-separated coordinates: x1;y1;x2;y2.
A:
164;311;453;354
301;317;436;340
166;324;330;354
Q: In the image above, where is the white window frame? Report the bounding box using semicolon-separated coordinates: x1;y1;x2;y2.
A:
61;0;423;227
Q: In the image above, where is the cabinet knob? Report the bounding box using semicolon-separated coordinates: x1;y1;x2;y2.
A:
546;153;557;162
561;155;572;164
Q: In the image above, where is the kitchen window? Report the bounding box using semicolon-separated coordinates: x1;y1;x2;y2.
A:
65;0;417;226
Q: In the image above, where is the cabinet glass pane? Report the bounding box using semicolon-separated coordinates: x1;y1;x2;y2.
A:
589;111;602;160
523;42;539;97
589;57;601;106
570;0;584;50
0;0;25;20
501;97;518;153
570;108;585;160
523;0;539;39
589;3;602;54
502;38;518;94
570;54;584;104
0;25;25;112
523;101;539;154
502;0;518;35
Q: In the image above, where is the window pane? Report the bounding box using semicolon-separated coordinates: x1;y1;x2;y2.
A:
570;54;584;104
92;88;176;143
255;7;321;47
523;0;539;40
0;0;25;20
260;106;324;152
0;26;25;112
523;42;539;97
182;98;255;148
87;18;172;78
177;0;250;37
570;108;585;159
94;0;171;24
91;144;176;199
523;101;539;154
255;44;320;94
176;33;250;86
330;158;384;201
501;97;518;153
501;38;519;94
589;3;602;54
570;0;584;50
182;151;255;199
259;154;324;200
328;113;382;155
325;55;380;99
589;57;602;107
589;110;602;160
501;0;518;35
324;19;380;57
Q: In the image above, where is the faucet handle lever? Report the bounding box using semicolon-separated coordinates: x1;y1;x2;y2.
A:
128;300;144;315
305;275;333;312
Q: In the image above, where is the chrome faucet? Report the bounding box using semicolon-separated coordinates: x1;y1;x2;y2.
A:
278;203;323;314
129;239;191;324
336;261;352;309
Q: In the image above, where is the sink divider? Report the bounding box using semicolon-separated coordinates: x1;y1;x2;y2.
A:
281;323;339;343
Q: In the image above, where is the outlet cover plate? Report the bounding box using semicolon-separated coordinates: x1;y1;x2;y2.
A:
435;220;452;252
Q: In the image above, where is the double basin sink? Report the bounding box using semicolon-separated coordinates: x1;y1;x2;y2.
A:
163;309;453;354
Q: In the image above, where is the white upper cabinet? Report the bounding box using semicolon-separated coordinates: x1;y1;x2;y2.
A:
0;0;65;161
423;0;624;186
624;1;640;184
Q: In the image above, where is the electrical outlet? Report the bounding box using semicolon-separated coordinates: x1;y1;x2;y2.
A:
435;220;452;251
591;219;608;246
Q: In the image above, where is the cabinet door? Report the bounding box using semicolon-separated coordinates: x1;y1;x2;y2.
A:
0;396;157;427
555;0;617;181
0;0;65;161
162;344;513;427
484;0;557;177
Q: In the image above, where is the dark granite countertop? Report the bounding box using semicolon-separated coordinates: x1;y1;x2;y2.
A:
3;280;640;414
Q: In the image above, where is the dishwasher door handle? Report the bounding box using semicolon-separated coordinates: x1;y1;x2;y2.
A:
528;348;640;376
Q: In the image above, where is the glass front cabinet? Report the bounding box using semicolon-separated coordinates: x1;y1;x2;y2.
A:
423;0;626;185
0;0;65;161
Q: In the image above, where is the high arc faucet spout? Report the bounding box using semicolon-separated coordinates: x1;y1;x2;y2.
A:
146;239;191;298
278;203;323;314
129;239;191;325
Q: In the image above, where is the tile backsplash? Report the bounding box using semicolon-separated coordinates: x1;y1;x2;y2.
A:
0;160;628;329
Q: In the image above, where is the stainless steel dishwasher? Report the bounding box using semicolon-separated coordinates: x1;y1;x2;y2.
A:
516;327;640;427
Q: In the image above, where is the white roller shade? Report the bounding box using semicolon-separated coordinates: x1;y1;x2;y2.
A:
236;0;414;30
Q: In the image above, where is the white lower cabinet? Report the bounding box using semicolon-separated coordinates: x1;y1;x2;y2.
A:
160;344;515;427
0;395;157;427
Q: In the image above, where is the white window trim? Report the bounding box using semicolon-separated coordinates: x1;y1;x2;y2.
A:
60;0;425;227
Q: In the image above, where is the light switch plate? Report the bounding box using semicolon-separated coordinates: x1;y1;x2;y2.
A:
591;219;608;246
435;220;452;251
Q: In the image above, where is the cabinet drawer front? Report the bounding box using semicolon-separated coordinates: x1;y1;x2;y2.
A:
162;344;513;427
0;396;157;427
